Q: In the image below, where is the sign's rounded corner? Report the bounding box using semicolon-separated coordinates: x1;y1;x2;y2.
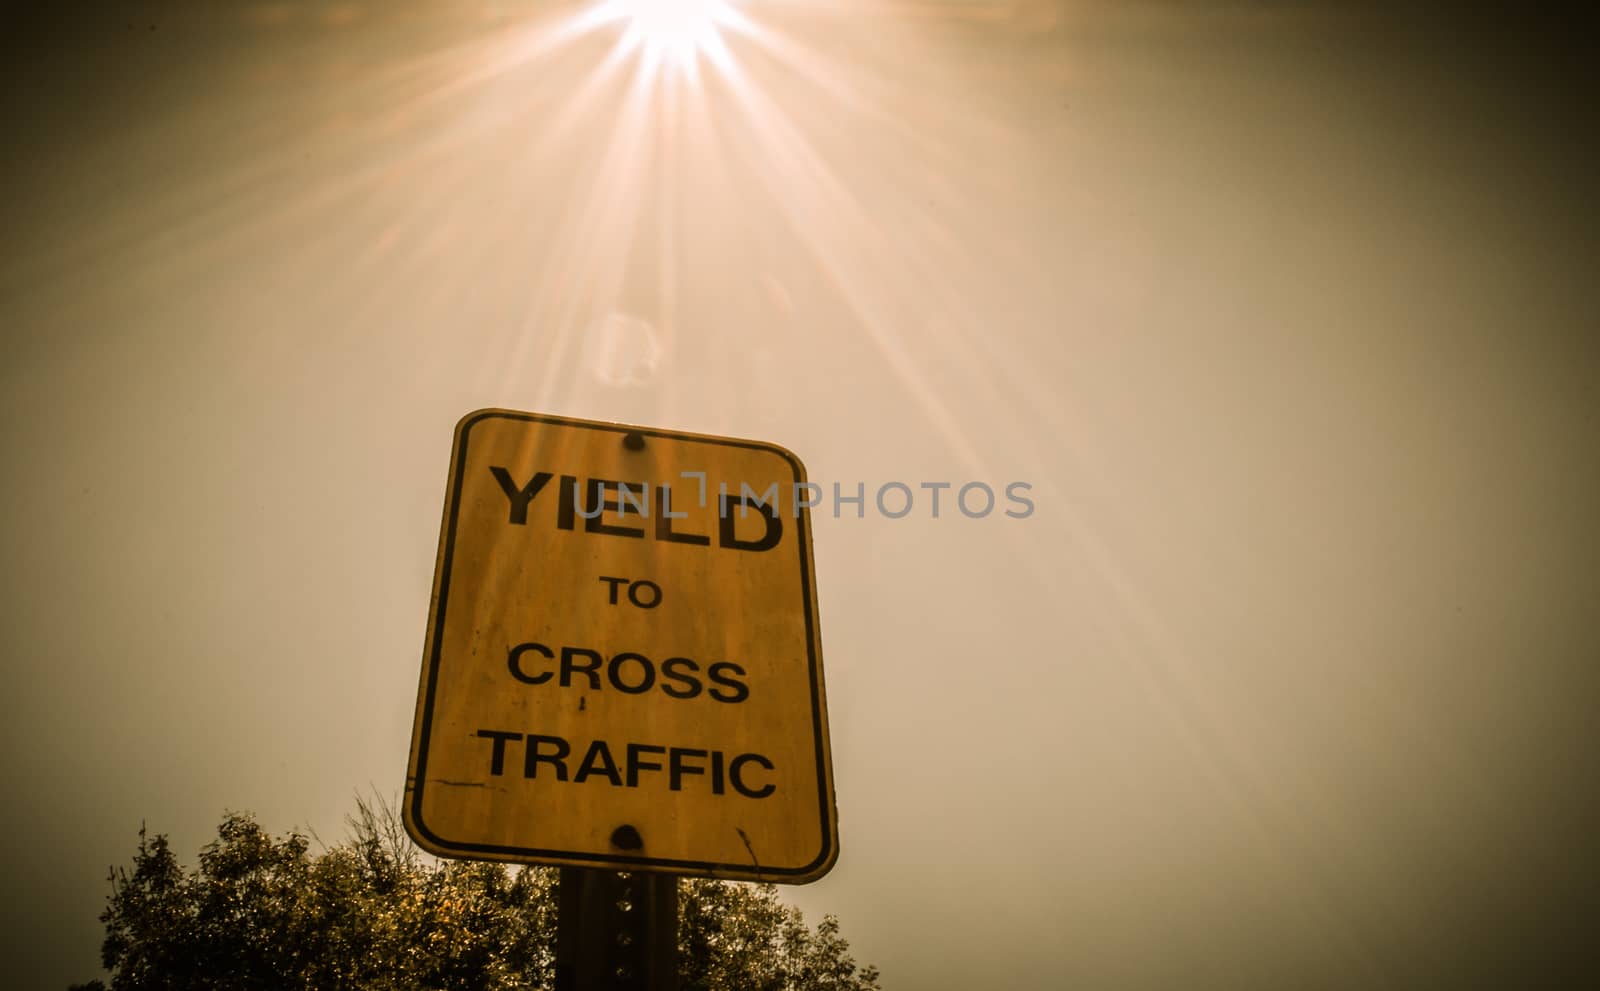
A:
749;438;811;485
784;830;840;885
401;793;460;862
454;407;512;439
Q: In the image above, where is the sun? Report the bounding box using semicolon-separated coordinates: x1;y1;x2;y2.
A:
593;0;738;66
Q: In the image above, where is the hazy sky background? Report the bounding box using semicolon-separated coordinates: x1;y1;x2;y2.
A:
3;2;1596;988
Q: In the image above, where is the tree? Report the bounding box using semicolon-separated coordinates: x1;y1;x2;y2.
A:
72;798;879;991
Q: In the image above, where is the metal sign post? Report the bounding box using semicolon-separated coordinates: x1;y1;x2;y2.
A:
556;868;677;991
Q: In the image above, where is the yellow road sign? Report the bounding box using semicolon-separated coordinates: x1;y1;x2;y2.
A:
404;409;837;882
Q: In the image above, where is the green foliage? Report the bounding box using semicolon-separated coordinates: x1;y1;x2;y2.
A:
679;879;880;991
76;798;879;991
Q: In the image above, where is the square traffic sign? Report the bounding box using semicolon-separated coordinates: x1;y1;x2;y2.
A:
404;410;837;882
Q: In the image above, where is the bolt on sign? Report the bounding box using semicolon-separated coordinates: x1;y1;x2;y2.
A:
405;409;838;882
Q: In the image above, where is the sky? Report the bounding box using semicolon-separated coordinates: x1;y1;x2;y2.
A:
3;1;1596;988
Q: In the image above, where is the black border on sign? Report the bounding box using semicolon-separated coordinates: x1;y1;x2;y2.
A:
404;409;837;882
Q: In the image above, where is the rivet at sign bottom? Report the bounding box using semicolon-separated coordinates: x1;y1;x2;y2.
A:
611;824;644;850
